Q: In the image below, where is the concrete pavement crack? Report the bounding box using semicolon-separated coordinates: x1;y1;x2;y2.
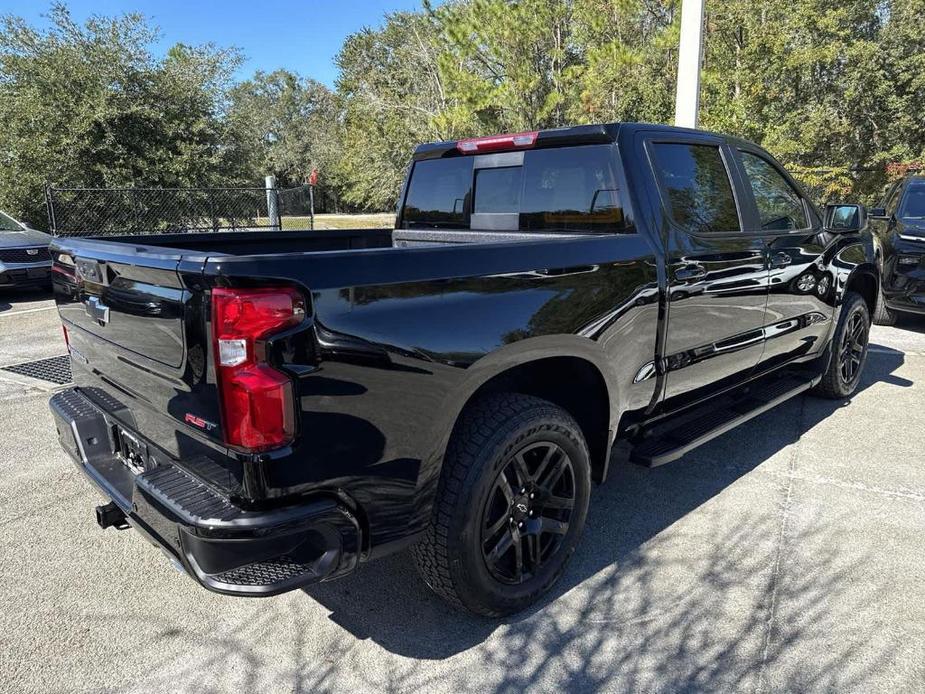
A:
755;394;805;693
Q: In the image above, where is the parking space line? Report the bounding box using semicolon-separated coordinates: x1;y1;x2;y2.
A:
0;305;57;318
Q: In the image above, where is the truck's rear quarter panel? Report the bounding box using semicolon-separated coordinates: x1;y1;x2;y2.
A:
205;233;659;551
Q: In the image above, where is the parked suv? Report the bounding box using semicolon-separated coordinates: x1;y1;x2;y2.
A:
0;210;52;291
47;123;877;616
869;174;925;324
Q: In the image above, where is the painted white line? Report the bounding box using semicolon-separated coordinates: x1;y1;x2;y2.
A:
0;305;57;318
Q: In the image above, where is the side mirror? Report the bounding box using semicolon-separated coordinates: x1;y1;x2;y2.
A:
824;203;866;232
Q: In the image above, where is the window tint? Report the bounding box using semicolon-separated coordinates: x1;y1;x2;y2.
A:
651;143;740;232
474;167;522;213
899;182;925;220
520;145;629;232
740;151;807;231
401;144;630;233
402;157;472;228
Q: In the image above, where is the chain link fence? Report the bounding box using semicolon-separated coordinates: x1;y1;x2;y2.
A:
44;183;319;237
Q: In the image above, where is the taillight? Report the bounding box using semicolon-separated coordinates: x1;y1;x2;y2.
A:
211;287;305;452
455;131;539;153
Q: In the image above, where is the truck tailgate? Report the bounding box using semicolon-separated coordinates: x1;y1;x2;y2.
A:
59;247;188;367
49;237;239;492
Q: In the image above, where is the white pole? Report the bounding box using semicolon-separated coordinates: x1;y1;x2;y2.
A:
265;174;280;230
674;0;705;129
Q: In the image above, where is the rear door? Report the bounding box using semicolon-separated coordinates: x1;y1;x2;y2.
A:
730;145;835;370
645;134;770;405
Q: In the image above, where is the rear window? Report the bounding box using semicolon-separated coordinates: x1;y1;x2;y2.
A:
400;144;631;233
402;156;472;228
474;167;522;213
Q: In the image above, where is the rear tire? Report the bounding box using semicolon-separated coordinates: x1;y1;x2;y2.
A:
412;393;591;617
813;291;870;399
873;281;897;326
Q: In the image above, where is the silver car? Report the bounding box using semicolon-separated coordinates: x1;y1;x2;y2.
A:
0;210;52;290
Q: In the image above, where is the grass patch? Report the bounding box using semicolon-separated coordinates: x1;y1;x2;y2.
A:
271;213;395;231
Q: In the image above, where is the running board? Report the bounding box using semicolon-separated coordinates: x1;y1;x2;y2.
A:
630;373;820;468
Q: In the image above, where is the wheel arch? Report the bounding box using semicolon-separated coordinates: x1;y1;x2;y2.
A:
843;264;879;316
434;343;617;485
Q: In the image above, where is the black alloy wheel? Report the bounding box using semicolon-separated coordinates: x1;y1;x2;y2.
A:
813;290;870;399
480;441;576;585
839;309;868;384
412;393;591;616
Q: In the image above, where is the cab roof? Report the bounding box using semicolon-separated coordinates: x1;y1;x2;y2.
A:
412;122;743;160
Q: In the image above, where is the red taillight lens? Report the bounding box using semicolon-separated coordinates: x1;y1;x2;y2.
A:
220;366;295;451
211;287;305;452
456;131;538;153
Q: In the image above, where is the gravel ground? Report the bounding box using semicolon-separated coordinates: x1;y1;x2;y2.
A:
1;289;923;693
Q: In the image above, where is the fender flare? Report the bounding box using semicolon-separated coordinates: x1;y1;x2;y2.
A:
422;335;619;485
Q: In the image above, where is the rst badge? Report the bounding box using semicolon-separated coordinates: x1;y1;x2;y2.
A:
184;413;217;432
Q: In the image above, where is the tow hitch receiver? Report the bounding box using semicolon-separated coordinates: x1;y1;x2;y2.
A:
96;501;128;530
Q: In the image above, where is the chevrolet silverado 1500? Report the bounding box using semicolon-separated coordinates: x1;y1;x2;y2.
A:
49;123;878;616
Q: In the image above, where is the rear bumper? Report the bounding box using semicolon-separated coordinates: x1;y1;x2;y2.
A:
49;388;361;596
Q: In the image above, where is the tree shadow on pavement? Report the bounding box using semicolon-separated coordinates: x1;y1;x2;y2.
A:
296;346;910;691
80;346;911;694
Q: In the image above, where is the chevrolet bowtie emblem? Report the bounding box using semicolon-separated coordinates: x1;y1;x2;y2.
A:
85;296;110;325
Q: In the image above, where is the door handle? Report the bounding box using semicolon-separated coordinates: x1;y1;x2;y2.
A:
675;263;706;281
770;252;792;269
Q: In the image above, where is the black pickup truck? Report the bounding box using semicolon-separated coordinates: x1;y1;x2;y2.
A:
868;174;925;325
49;123;877;616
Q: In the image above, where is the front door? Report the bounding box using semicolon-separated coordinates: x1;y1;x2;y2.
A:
730;146;835;370
645;135;770;405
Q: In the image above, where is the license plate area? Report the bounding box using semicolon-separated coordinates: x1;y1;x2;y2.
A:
114;426;148;475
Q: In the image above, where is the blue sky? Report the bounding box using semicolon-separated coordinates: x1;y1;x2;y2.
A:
2;1;432;86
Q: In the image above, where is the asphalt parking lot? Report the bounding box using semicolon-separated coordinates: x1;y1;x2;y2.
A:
1;289;923;693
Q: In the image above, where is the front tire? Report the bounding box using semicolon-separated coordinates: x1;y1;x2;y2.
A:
873;281;897;326
813;291;871;399
412;393;591;617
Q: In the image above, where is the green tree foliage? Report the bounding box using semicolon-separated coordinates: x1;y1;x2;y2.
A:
226;69;339;187
339;0;925;207
4;1;925;220
334;11;455;210
697;0;922;201
0;3;243;226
